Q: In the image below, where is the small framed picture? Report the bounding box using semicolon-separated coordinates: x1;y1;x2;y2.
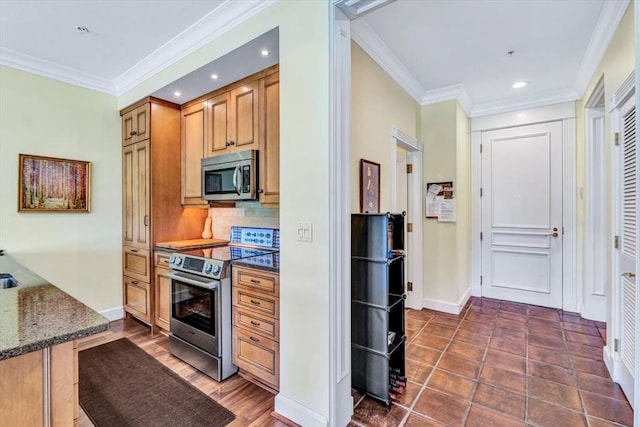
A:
360;159;380;213
18;154;91;212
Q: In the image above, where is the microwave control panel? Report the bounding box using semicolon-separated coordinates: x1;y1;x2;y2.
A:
242;165;250;193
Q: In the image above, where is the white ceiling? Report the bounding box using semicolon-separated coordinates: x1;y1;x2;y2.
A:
0;0;631;115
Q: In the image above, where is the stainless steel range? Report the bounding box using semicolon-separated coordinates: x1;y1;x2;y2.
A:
167;227;278;381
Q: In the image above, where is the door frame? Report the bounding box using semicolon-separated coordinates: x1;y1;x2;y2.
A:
389;125;424;310
470;102;577;311
583;78;607;321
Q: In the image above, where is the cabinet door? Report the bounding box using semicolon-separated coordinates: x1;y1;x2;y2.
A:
122;140;150;248
259;72;279;204
154;266;171;331
122;104;150;146
229;80;260;152
207;92;230;155
181;102;208;206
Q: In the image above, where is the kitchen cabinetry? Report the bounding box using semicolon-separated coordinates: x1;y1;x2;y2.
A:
208;80;259;156
258;72;280;204
351;213;406;408
180;65;279;206
232;266;280;391
121;98;207;332
0;341;79;426
154;251;172;331
122;104;150;146
181;101;208;207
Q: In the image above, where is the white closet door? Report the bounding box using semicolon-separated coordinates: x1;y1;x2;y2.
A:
617;96;636;407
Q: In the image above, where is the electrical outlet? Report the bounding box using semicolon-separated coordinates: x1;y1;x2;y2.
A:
297;221;313;242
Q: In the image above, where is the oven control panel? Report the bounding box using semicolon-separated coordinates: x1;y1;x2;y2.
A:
169;254;226;280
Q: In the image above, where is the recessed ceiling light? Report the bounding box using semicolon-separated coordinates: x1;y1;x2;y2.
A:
260;49;269;57
76;26;89;35
512;81;528;89
174;91;181;97
211;74;218;80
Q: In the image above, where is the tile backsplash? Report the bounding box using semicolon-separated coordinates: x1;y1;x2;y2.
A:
208;203;279;240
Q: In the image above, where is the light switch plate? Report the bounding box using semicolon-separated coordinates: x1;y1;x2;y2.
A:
297;221;313;242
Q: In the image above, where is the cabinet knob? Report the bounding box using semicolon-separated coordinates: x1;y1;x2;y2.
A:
228;141;235;146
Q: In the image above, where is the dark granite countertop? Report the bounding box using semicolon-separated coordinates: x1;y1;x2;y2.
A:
0;255;109;360
231;251;280;273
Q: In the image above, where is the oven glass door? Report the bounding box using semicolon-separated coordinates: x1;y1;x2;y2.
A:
171;279;217;336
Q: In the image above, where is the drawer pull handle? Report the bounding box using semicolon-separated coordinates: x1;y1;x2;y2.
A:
162;260;169;264
250;299;261;305
250;320;261;326
131;281;139;285
131;249;139;253
250;279;260;284
250;336;260;342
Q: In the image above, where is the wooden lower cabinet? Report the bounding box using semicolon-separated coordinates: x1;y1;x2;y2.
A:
232;266;279;391
124;276;151;323
154;251;172;331
123;247;151;283
0;341;78;426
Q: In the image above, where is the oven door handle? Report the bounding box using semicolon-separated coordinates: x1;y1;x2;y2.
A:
168;271;219;290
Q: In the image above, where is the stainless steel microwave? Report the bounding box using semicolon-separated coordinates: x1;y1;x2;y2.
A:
201;150;258;201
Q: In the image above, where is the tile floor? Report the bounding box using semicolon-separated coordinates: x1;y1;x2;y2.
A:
350;297;634;427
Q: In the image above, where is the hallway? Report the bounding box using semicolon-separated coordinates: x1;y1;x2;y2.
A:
351;297;633;426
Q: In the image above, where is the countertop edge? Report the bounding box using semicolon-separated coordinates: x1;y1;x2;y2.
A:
0;321;109;361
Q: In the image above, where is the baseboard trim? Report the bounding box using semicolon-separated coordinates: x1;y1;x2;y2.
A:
603;344;615;379
422;288;471;315
274;394;328;427
99;306;125;322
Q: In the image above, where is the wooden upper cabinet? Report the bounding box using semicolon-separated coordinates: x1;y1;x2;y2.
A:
207;92;230;155
181;101;208;207
259;72;280;204
122;104;150;146
122;140;150;248
230;81;259;151
205;80;260;156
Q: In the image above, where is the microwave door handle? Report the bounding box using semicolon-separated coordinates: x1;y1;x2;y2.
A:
232;165;242;195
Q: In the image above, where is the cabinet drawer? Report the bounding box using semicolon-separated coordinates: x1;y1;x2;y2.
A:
123;247;151;282
154;251;172;269
233;307;279;341
232;327;279;389
233;267;279;295
232;287;279;319
123;276;151;323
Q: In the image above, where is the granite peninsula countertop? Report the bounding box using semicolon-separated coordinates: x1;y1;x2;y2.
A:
0;255;109;360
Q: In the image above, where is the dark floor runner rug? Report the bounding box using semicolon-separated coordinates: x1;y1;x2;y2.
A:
79;338;235;427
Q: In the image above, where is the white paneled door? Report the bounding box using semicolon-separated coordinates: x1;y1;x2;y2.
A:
481;121;563;308
616;96;636;407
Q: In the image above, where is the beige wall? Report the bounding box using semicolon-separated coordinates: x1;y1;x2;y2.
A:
420;100;471;307
576;3;635;341
350;42;419;213
0;66;122;313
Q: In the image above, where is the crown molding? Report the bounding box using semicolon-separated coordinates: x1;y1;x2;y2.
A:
350;18;425;104
470;88;581;118
573;0;631;97
421;83;473;116
113;0;277;96
0;47;116;95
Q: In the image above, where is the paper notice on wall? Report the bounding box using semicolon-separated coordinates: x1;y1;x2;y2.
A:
425;184;443;218
437;199;456;222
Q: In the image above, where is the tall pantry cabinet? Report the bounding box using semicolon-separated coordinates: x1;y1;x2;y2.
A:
121;98;207;332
